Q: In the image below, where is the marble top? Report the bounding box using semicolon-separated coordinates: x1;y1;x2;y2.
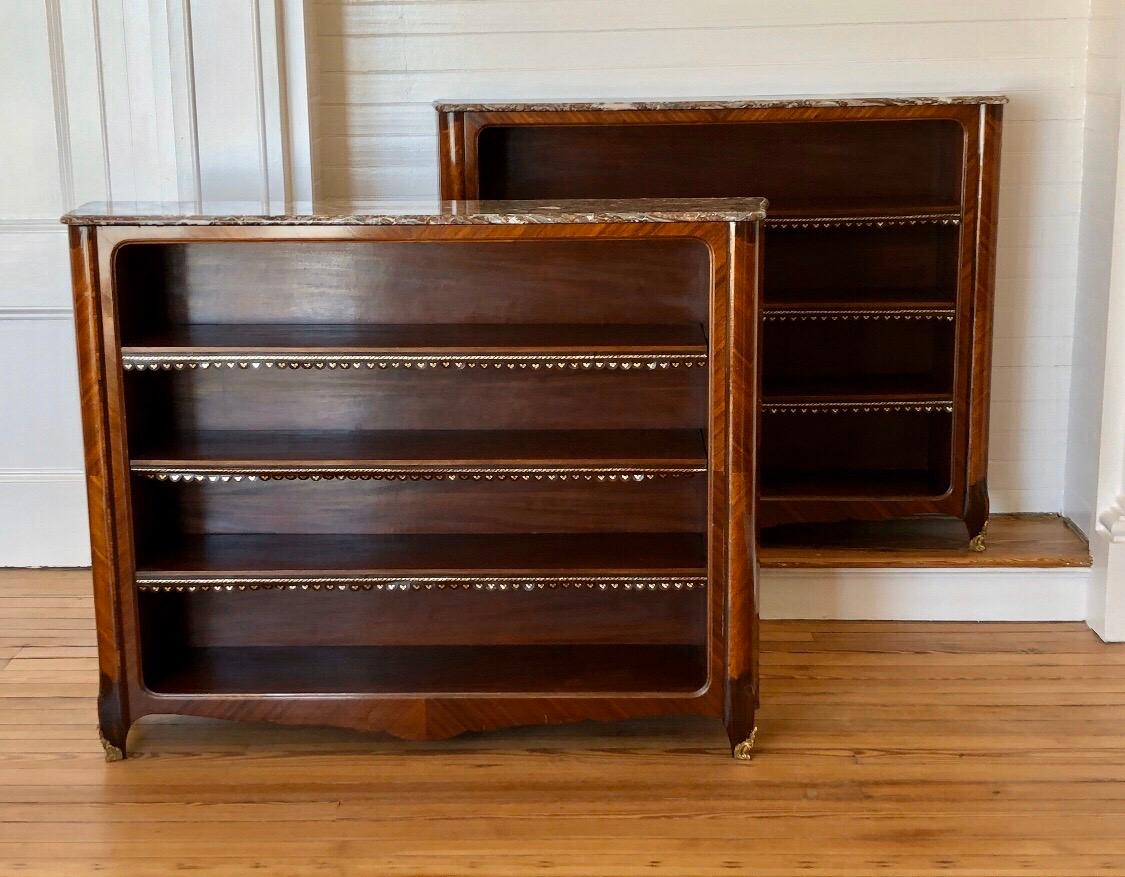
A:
434;94;1008;112
62;198;768;226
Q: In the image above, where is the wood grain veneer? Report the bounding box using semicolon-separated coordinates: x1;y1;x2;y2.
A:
64;203;762;759
7;567;1125;877
437;98;1004;546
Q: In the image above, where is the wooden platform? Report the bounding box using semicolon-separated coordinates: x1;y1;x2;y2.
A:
761;512;1091;568
2;569;1123;876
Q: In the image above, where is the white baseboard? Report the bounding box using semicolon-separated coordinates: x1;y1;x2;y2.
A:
0;471;90;567
762;567;1089;621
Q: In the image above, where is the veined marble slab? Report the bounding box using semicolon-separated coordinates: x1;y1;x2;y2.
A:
434;95;1008;112
62;198;768;226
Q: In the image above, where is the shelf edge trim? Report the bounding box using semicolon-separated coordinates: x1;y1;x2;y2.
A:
764;400;954;414
767;213;961;229
131;466;708;482
121;353;708;371
136;575;709;592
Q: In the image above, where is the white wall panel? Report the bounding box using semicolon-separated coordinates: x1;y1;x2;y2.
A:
0;318;84;472
310;0;1092;516
0;225;71;310
0;474;89;568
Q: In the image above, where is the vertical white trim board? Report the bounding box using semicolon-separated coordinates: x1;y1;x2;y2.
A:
761;567;1089;621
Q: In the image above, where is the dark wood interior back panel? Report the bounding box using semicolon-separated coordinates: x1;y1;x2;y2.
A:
764;224;961;303
114;238;711;338
124;367;709;433
761;410;953;498
763;320;955;397
476;120;964;209
131;476;707;536
139;588;707;647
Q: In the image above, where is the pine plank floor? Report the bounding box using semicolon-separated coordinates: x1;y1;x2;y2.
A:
2;568;1125;876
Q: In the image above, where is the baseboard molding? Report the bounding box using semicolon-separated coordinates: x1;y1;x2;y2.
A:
762;567;1089;621
0;471;89;567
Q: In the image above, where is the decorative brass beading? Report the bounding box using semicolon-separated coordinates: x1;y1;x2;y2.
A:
136;576;708;593
122;353;707;371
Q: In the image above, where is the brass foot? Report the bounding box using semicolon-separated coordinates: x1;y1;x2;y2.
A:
732;727;757;761
969;520;989;552
99;730;124;762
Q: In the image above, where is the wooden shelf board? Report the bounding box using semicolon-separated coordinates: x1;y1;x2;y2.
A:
761;513;1091;568
131;429;707;470
763;297;956;312
763;386;955;404
136;532;708;580
766;203;962;222
123;322;708;354
144;644;708;695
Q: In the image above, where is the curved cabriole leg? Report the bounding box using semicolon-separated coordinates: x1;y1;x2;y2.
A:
965;479;989;552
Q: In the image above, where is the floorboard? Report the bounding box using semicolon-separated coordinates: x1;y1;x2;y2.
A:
0;569;1122;876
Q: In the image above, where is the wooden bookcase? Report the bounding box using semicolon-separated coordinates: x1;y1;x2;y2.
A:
436;96;1005;547
64;198;764;759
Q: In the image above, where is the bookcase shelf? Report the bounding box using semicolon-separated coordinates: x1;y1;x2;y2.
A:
764;204;962;227
66;199;761;757
134;532;709;583
437;97;1002;543
121;322;709;371
143;644;709;696
129;428;709;481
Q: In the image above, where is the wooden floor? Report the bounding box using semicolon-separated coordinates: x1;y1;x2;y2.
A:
3;569;1125;876
761;513;1091;568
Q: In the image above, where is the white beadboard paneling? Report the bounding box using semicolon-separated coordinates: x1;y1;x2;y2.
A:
318;21;1086;73
991;491;1066;513
991;335;1071;369
990;366;1071;403
761;568;1087;621
1003;119;1085;154
0;472;90;567
319;0;1090;35
0;318;84;472
989;428;1068;463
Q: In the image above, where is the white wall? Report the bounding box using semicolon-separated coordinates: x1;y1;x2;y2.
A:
0;0;309;566
0;2;88;565
309;0;1091;517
